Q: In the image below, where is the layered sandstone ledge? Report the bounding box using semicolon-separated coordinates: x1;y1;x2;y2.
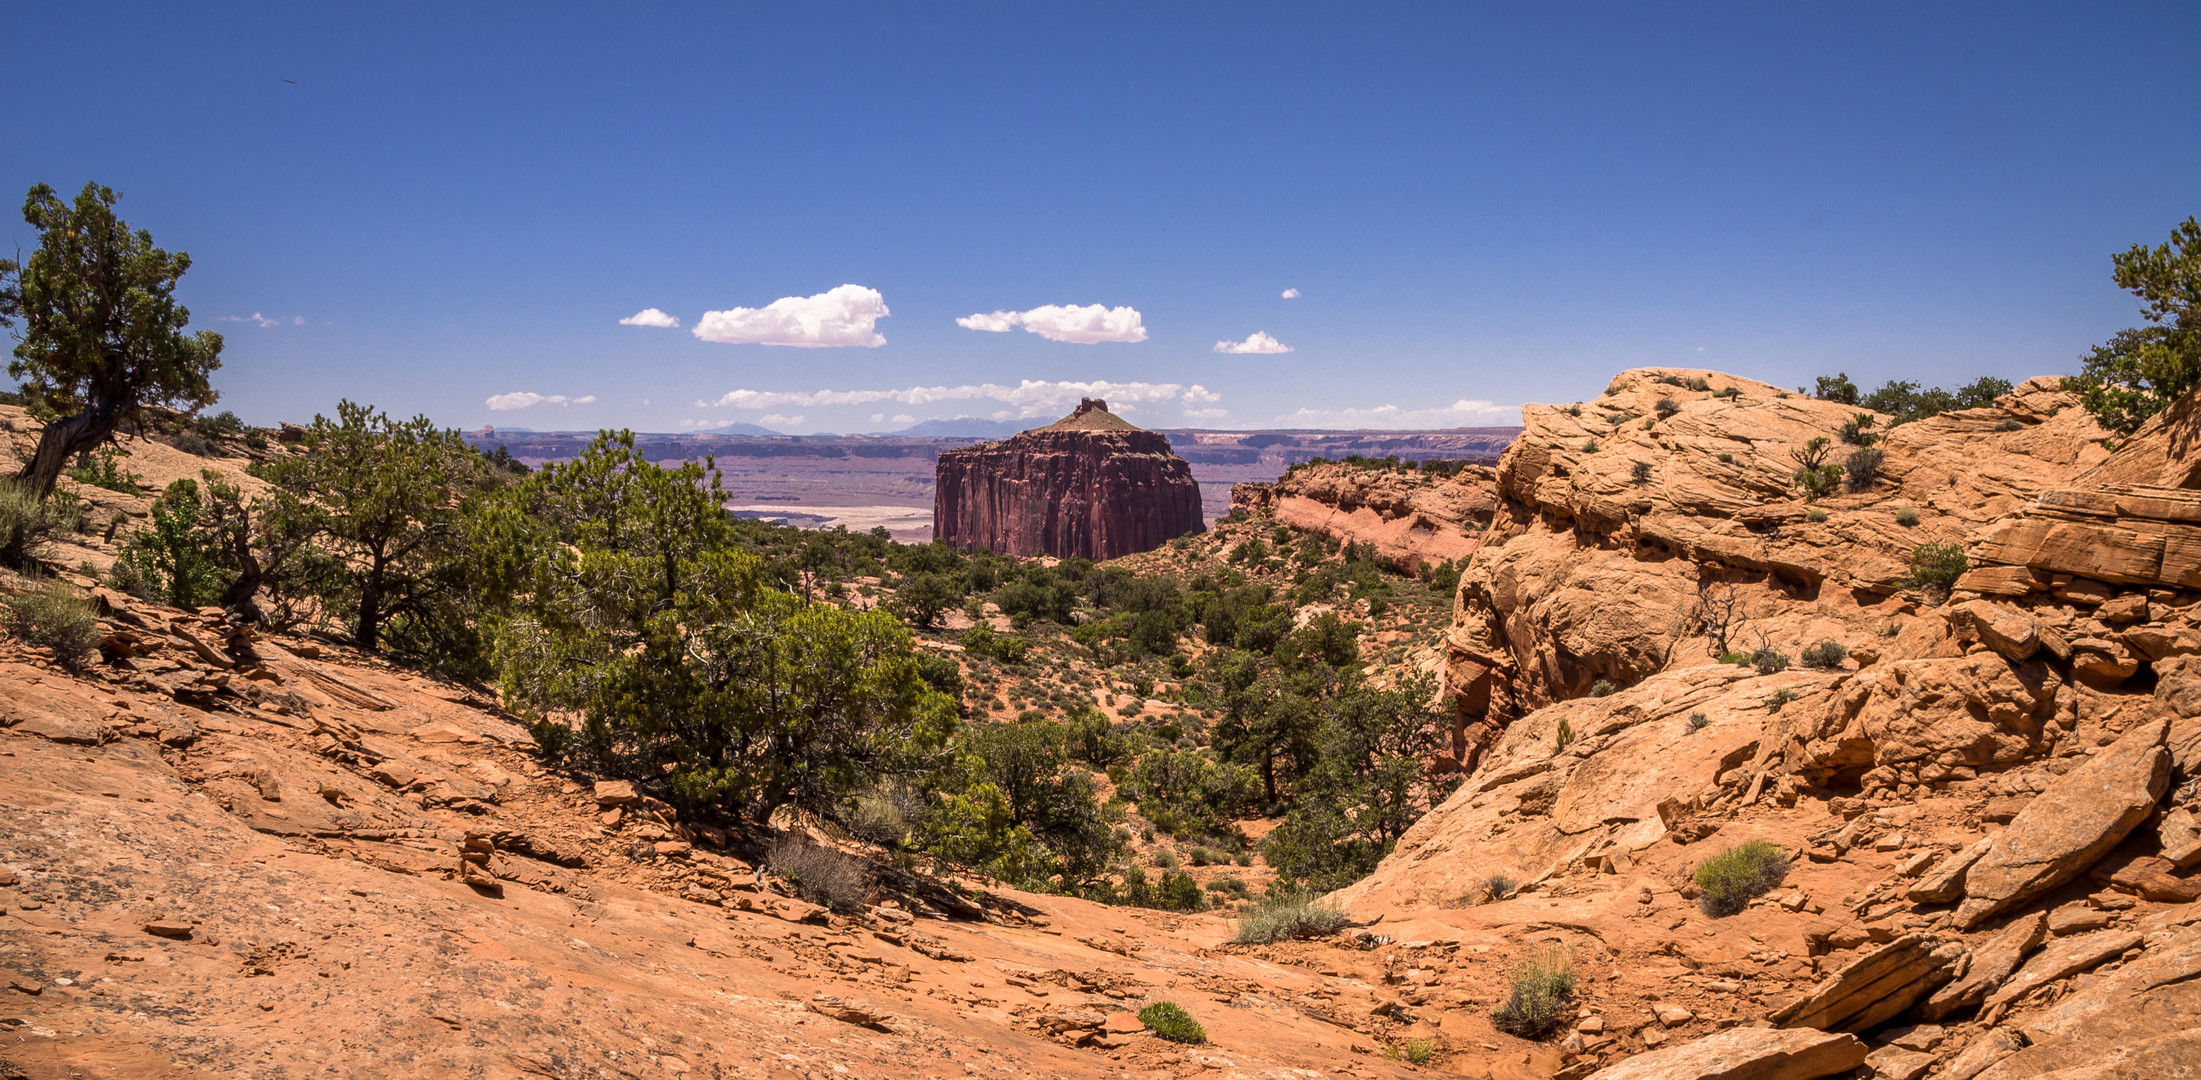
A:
1230;460;1497;574
934;399;1204;560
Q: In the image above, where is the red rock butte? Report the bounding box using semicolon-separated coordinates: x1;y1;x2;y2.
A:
934;398;1205;559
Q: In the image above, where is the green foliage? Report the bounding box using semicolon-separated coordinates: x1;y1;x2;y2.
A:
1789;437;1841;501
1137;1002;1206;1043
3;578;101;667
1653;397;1680;419
1490;945;1577;1039
1553;718;1577;752
1712;386;1740;399
1767;688;1798;712
1231;892;1352;943
946;718;1123;885
1630;460;1653;484
115;477;229;609
0;182;224;496
68;448;140;492
1585;678;1616;698
960;622;1030;663
1819;371;2013;426
1687;712;1710;733
2064;217;2201;436
1907;541;1968;593
1581;439;1598;453
527;717;576;763
1751;647;1790;675
1693;840;1789;916
894;571;961;628
0;481;64;569
1685;377;1711;392
1423;558;1461;597
1815;373;1860;404
1805;508;1829;523
260;401;487;661
1388;1039;1440;1066
1717;650;1753;665
492;432;956;825
1843;448;1884;492
1892;505;1920;526
1838;412;1879;446
1800;641;1847;670
1715;452;1733;463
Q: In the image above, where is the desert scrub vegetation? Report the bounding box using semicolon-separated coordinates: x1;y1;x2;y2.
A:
1552;718;1577;752
1907;541;1968;595
1138;1002;1206;1043
1482;872;1518;901
1892;506;1920;527
767;839;873;914
1490;945;1577;1039
1585;678;1616;698
1231;892;1352;944
1750;647;1790;675
1387;1039;1440;1065
1800;641;1847;669
1693;840;1790;916
1805;507;1829;523
3;578;102;668
0;481;65;569
1630;460;1653;484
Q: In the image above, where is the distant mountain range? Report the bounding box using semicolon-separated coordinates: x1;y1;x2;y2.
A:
879;417;1028;438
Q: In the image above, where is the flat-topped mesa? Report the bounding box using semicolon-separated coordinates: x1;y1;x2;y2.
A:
934;398;1204;559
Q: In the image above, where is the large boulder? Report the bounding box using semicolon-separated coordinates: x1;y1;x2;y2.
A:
1580;1027;1867;1080
1953;717;2172;929
1768;934;1966;1032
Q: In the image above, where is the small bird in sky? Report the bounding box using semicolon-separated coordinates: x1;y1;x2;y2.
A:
281;78;297;84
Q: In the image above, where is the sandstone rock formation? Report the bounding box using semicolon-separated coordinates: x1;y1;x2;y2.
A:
934;399;1204;560
1230;460;1496;573
1578;1027;1866;1080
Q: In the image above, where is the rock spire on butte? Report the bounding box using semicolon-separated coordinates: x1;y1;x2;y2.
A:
934;397;1204;559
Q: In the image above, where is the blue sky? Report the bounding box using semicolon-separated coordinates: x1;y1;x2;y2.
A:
7;2;2199;434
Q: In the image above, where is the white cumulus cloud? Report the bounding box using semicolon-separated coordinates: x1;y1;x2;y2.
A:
218;312;296;328
619;307;680;328
892;414;915;423
1281;288;1300;299
1214;331;1293;355
486;392;598;411
1183;385;1221;405
704;379;1183;418
761;414;805;428
955;304;1146;344
1184;408;1228;419
1277;398;1520;430
692;284;889;347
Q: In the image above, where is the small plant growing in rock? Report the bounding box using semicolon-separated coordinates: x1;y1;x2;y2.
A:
1582;439;1599;453
1388;1039;1441;1065
3;578;101;668
1767;688;1798;713
1630;460;1653;484
767;839;873;914
1491;945;1577;1039
1483;873;1518;900
1654;397;1680;419
1995;418;2022;431
1686;377;1711;392
1790;437;1843;501
1586;678;1617;698
1138;1002;1207;1043
1906;542;1968;597
1844;447;1884;492
1718;650;1754;665
1693;840;1790;916
1687;712;1710;732
1715;452;1734;463
1641;418;1656;430
1892;505;1920;526
1713;386;1741;398
1553;718;1578;752
1155;848;1180;869
1805;508;1829;523
1565;403;1583;417
1800;641;1847;669
1750;647;1790;675
1838;412;1880;446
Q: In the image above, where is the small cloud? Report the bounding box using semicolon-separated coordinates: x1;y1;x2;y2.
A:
619;307;681;328
955;303;1146;344
1182;385;1222;406
991;410;1013;420
692;285;888;347
1184;407;1228;419
486;392;597;411
955;311;1019;333
761;414;805;428
1214;331;1293;355
892;414;915;423
1280;288;1300;299
218;312;294;328
869;413;886;423
678;418;737;430
702;379;1185;417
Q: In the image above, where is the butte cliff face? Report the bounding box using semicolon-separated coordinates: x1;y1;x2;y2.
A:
934;398;1205;559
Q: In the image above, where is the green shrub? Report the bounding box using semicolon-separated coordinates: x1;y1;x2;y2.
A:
1630;460;1653;484
1231;893;1352;944
0;481;64;569
1715;452;1734;463
1687;712;1710;733
1564;403;1583;417
1654;398;1680;419
1138;1001;1206;1043
1553;718;1577;752
1586;679;1616;698
1155;848;1180;869
1767;688;1798;713
1718;650;1754;665
1800;641;1847;669
1844;448;1884;492
1581;439;1599;453
1483;873;1518;900
1693;840;1790;916
3;579;102;668
1805;508;1829;523
527;716;575;762
1892;506;1920;527
1490;945;1577;1039
1713;386;1740;399
1750;647;1789;675
1388;1039;1440;1065
1686;377;1711;392
1907;542;1968;593
69;448;140;493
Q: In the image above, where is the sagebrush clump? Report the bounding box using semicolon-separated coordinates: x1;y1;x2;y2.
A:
1908;541;1968;594
1693;840;1790;916
767;839;873;914
0;481;63;569
1490;945;1576;1038
1138;1001;1206;1043
1800;641;1847;669
3;579;102;668
1231;893;1352;944
1750;647;1790;675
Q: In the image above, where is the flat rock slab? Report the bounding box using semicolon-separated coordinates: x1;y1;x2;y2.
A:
1984;930;2142;1010
1955;717;2171;929
1581;1027;1867;1080
1769;934;1961;1032
1922;911;2047;1021
1866;1045;1936;1080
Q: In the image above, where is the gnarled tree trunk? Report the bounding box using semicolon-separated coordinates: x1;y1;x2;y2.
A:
15;393;125;498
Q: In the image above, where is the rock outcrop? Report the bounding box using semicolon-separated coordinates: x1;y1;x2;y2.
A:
934;399;1204;560
1230;460;1496;573
1579;1027;1866;1080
